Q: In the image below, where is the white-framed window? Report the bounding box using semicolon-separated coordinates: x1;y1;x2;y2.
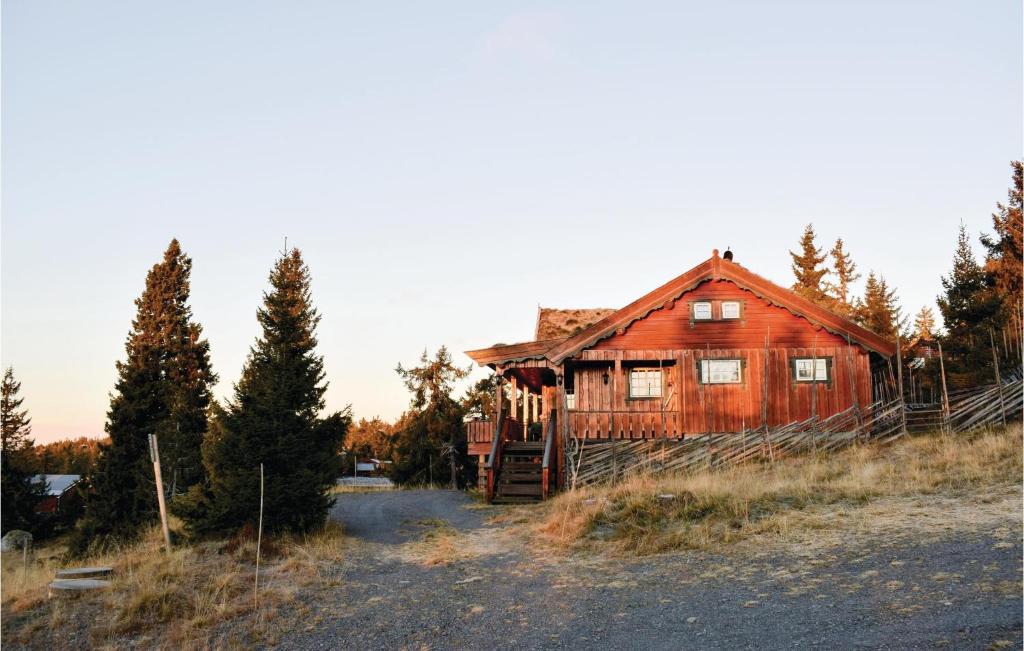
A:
566;393;576;410
793;358;829;382
692;301;712;320
721;301;741;319
700;359;742;384
629;368;663;398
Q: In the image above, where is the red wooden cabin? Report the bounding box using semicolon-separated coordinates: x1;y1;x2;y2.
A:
465;249;895;503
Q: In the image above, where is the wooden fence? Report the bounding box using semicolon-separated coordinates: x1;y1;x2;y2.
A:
567;374;1022;487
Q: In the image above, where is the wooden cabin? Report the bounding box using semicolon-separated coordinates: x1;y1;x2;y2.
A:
465;249;896;503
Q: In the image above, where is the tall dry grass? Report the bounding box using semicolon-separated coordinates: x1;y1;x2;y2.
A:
538;425;1022;555
1;521;347;649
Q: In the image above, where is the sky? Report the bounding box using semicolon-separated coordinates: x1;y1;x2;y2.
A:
2;1;1021;443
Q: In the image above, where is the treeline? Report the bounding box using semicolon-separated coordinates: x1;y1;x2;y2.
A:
788;161;1022;392
34;437;106;475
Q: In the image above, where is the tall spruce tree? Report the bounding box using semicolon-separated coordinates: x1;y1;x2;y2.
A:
856;272;902;338
72;240;215;553
824;238;860;317
790;224;831;306
981;161;1023;325
391;348;470;488
936;225;1002;387
174;248;349;535
1;368;47;535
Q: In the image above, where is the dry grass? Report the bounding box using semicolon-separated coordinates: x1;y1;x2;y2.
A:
1;522;348;649
538;425;1022;555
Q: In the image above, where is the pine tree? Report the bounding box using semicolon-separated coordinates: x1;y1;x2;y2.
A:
824;238;860;317
391;348;470;488
1;368;47;535
174;249;349;535
71;240;215;552
936;225;1002;387
856;272;902;338
790;224;831;306
981;161;1023;324
913;306;937;340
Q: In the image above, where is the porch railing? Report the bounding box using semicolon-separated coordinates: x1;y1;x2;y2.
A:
484;413;506;503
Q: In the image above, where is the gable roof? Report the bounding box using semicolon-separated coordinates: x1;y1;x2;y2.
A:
465;250;895;367
534;307;616;340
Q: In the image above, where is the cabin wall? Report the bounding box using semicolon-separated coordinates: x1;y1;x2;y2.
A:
566;346;872;438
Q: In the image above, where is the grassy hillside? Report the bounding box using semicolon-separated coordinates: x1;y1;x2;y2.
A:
538;425;1022;554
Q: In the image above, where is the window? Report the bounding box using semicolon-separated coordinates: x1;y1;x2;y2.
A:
629;368;663;398
721;301;741;319
566;393;576;410
700;359;742;384
692;302;712;320
793;358;829;382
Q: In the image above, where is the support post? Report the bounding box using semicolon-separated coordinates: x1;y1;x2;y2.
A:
937;343;950;432
990;329;1007;427
147;434;172;552
894;337;907;435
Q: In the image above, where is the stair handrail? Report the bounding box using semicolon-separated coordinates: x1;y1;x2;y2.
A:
484;412;506;503
541;412;556;500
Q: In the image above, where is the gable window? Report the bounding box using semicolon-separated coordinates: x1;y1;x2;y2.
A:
692;302;712;321
629;368;663;398
700;359;742;384
793;358;830;382
721;301;741;320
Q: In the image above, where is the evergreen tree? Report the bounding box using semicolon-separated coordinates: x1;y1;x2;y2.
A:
936;225;1002;387
789;224;831;306
981;161;1023;324
824;238;860;317
856;272;902;338
462;374;499;421
913;306;937;340
174;248;349;536
391;348;470;488
1;368;47;535
71;240;214;553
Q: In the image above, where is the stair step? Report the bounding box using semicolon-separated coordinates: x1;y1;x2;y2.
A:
501;462;541;471
497;484;543;496
500;477;541;485
492;496;542;504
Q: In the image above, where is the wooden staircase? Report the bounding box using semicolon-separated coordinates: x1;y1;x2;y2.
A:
492;441;544;503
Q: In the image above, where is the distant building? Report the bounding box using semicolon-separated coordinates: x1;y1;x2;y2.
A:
34;474;81;514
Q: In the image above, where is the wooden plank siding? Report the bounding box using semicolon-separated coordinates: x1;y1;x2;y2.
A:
566;346;870;438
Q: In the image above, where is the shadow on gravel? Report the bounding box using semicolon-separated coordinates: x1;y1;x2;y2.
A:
329;489;491;545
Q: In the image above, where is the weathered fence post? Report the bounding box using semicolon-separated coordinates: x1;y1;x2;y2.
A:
990;329;1007;427
147;434;172;551
937;342;951;434
894;338;907;436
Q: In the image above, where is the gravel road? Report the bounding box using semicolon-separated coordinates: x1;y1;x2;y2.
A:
276;490;1022;650
329;489;488;544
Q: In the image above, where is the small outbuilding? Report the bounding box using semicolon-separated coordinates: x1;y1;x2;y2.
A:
34;474;81;514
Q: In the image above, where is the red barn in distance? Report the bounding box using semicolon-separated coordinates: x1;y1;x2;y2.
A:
465;249;896;502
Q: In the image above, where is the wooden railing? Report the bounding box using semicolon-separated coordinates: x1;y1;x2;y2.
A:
541;412;556;500
484;413;506;503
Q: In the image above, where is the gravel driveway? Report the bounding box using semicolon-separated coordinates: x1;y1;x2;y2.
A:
329;489;488;544
275;491;1022;650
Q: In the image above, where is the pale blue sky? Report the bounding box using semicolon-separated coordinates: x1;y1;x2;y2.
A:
3;1;1021;442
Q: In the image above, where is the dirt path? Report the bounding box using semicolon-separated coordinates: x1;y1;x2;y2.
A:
275;490;1022;650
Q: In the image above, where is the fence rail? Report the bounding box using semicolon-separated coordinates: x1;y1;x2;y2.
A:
568;373;1023;487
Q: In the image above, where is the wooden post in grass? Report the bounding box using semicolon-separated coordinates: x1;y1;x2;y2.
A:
147;434;172;551
990;329;1007;427
255;462;264;610
937;341;951;433
894;337;907;436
